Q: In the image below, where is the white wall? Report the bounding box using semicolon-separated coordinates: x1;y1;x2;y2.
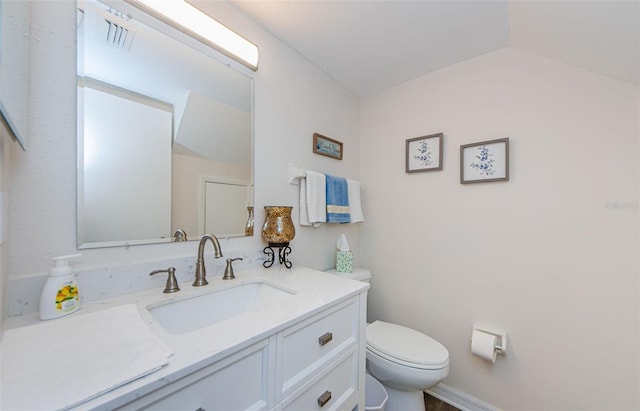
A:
8;1;361;279
359;47;639;409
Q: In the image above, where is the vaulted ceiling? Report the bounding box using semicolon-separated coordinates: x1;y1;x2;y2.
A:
229;0;639;97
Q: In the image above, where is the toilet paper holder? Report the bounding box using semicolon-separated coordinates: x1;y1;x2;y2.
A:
473;325;508;354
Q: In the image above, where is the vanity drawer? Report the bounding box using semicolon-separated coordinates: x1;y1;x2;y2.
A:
119;339;271;411
281;298;358;399
282;350;358;411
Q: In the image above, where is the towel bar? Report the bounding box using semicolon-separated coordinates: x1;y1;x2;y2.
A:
288;163;365;188
289;164;306;184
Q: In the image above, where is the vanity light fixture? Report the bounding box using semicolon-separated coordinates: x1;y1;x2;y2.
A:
127;0;259;70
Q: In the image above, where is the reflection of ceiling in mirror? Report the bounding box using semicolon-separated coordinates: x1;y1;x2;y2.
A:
174;90;251;166
78;0;251;112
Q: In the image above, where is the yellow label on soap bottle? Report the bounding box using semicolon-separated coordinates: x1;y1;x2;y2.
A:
55;284;79;311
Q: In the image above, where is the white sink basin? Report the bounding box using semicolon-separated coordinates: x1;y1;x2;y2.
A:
148;281;296;334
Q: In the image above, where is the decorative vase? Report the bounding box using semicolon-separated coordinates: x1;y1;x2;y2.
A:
261;206;295;244
245;206;254;236
262;206;295;269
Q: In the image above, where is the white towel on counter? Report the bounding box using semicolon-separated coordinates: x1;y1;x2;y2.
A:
1;304;173;411
300;170;326;227
347;179;364;223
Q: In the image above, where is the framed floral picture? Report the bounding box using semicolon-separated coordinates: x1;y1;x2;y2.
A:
460;138;509;184
405;133;443;173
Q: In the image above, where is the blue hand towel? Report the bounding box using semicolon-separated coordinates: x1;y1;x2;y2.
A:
326;174;350;223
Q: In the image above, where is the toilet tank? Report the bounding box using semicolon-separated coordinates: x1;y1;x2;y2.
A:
325;267;371;283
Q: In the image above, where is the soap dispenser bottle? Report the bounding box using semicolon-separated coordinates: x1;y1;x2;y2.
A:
39;254;81;320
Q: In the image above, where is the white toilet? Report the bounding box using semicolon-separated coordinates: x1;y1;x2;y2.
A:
326;267;449;411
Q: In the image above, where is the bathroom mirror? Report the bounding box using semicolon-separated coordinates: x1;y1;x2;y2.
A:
76;0;254;248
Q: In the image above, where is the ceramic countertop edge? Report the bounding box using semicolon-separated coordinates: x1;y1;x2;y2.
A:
3;265;368;411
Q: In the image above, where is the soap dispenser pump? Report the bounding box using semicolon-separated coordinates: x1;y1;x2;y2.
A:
39;254;81;320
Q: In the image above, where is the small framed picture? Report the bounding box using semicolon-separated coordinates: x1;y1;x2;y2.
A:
406;133;444;173
313;133;343;160
460;138;509;184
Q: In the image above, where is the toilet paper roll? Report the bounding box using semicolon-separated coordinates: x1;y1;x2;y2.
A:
471;329;498;363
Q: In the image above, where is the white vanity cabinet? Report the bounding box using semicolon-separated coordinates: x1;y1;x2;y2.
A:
114;294;366;411
1;267;369;411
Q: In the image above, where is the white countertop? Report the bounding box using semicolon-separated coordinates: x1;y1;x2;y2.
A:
1;266;368;411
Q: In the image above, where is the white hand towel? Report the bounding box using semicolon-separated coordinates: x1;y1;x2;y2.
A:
347;179;364;223
305;170;326;226
299;180;310;226
2;304;172;411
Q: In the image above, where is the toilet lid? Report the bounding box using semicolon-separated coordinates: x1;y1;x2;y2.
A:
366;321;449;368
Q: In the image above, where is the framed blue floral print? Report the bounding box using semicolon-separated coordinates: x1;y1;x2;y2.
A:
460;138;509;184
405;133;444;173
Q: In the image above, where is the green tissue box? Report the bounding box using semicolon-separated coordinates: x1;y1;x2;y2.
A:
336;251;353;273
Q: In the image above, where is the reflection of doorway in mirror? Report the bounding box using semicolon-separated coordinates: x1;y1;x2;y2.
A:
171;156;252;238
202;179;251;238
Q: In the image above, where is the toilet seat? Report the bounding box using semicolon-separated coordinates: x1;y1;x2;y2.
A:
366;321;449;370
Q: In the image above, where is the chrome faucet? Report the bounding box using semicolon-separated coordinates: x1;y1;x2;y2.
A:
193;234;223;286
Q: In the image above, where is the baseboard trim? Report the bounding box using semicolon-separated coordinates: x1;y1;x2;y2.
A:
426;383;500;411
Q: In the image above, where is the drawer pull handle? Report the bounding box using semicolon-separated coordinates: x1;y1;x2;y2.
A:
318;332;333;346
317;390;332;407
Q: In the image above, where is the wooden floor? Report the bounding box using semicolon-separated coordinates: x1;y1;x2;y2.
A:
424;392;461;411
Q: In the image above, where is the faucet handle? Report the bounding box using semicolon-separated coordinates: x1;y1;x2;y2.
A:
150;267;180;293
222;258;243;280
